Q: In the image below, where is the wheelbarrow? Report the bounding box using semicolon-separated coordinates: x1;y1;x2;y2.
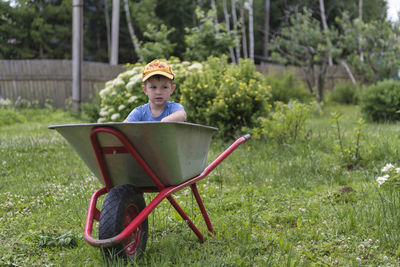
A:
48;122;250;259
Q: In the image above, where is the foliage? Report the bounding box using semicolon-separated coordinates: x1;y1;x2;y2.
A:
0;108;27;126
184;7;236;61
97;58;201;122
138;24;176;63
0;0;72;59
327;81;359;105
331;112;372;169
180;56;271;139
250;100;314;144
359;79;400;122
265;71;312;104
269;8;341;102
81;92;101;123
337;15;400;84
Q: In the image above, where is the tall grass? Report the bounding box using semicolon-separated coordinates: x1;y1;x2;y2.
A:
1;105;400;266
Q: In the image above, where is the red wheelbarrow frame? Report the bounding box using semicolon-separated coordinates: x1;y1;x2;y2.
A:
84;126;250;248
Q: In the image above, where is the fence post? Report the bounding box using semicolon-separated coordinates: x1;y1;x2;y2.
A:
72;0;83;112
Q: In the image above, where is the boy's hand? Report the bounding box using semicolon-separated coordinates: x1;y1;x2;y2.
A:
161;110;187;122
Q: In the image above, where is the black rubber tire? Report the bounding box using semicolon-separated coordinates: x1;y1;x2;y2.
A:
99;184;148;259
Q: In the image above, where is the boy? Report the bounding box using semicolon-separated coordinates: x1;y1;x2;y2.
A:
124;60;186;122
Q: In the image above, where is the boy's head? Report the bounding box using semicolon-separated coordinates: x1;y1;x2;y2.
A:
142;59;174;84
141;60;176;106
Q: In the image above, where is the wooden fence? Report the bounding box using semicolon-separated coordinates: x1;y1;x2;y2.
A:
0;60;351;109
0;60;124;108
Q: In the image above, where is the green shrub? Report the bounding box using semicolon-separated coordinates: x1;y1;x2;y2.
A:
97;58;202;122
180;57;271;139
265;71;312;104
331;112;373;169
327;82;358;105
360;79;400;122
81;92;101;123
0;108;27;126
250;100;314;144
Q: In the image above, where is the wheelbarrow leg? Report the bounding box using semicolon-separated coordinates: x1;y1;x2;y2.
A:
191;183;214;234
167;196;204;242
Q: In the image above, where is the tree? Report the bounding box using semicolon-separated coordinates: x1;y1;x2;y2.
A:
337;14;400;84
269;8;341;102
184;8;235;61
123;0;142;62
263;0;270;61
138;24;176;62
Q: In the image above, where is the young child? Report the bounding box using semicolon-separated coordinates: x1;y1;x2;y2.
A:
124;59;186;122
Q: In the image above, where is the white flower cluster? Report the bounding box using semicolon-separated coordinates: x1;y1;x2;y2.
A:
376;163;400;186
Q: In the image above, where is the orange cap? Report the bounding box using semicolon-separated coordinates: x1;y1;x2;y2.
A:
142;59;174;82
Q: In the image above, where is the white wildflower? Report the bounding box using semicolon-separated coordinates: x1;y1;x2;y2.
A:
376;174;389;185
118;105;126;111
381;163;394;172
396;168;400;174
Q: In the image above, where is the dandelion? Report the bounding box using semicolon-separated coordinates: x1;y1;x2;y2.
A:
376;174;389;185
381;163;394;172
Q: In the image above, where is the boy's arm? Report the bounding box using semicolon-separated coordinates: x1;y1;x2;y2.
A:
161;110;187;122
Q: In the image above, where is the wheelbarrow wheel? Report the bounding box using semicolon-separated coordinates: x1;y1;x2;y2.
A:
99;184;148;259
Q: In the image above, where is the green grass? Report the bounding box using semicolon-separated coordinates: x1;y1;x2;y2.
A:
1;105;400;266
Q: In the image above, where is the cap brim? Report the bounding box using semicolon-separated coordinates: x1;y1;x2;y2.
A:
142;71;174;82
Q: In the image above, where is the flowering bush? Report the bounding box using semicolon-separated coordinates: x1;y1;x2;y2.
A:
180;56;271;139
97;57;202;122
376;163;400;187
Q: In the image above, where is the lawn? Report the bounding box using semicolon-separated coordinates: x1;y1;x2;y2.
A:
1;105;400;266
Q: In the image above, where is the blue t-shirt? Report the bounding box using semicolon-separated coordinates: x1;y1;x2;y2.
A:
125;101;184;122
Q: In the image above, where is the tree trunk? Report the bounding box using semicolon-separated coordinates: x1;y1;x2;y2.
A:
122;0;143;62
263;0;270;63
359;0;364;62
223;0;236;63
319;0;333;66
248;0;254;60
240;0;248;58
110;0;120;65
231;0;241;60
340;60;358;87
211;0;219;32
104;0;111;61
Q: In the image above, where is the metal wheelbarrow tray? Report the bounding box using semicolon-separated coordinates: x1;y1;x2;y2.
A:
49;122;250;258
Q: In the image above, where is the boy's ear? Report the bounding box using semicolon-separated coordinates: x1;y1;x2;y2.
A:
171;84;176;93
142;85;147;94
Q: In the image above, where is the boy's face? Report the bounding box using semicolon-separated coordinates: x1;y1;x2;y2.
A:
142;76;176;108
